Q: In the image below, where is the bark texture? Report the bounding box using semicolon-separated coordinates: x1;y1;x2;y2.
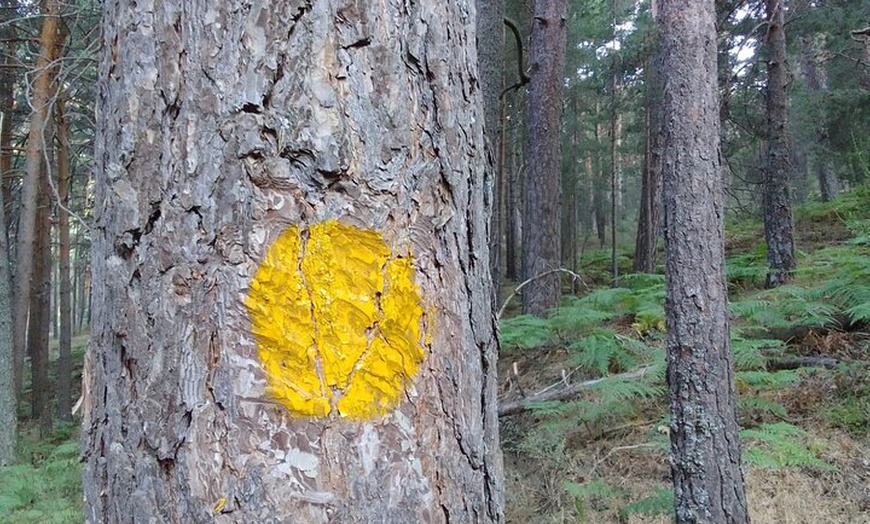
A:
658;1;750;522
762;0;796;288
522;0;567;316
84;1;503;523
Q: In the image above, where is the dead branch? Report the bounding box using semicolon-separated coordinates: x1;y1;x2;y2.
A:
498;365;654;417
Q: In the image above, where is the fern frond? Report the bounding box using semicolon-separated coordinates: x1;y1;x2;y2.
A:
499;314;552;350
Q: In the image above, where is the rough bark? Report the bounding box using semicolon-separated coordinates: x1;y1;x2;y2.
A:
84;1;503;523
13;0;62;398
658;0;750;522
56;96;73;422
762;0;796;288
522;0;567;317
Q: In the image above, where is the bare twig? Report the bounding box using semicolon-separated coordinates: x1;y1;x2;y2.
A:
498;268;588;319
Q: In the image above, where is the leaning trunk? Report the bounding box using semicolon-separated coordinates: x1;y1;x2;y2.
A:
83;2;503;522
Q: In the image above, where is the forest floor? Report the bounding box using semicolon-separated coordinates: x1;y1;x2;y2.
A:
1;190;868;523
499;187;870;523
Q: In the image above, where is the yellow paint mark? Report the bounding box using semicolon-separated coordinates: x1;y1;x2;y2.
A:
213;498;227;514
245;220;426;420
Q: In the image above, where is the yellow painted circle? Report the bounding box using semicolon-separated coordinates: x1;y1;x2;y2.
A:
245;220;425;420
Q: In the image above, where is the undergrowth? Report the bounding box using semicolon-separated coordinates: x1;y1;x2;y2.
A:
501;185;870;521
0;423;83;523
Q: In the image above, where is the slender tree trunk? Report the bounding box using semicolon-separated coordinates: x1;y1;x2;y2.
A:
0;0;19;466
658;0;751;521
84;2;503;522
13;0;62;398
522;0;567;317
0;180;13;464
762;0;796;287
478;0;504;301
633;50;662;274
799;36;842;202
593;105;607;249
56;96;72;422
0;0;18;231
28;161;52;437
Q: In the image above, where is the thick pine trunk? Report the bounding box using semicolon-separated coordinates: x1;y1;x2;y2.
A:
522;0;567;316
762;0;796;287
84;1;503;522
658;0;750;522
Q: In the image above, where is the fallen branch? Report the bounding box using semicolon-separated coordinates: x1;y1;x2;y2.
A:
498;365;654;417
768;356;841;370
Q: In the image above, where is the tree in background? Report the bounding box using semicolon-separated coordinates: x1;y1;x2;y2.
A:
83;1;503;521
658;0;750;520
762;0;797;287
522;0;568;316
0;0;18;466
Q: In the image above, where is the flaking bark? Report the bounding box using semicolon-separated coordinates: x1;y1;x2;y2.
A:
84;1;503;522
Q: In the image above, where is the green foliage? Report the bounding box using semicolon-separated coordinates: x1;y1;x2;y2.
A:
565;479;622;520
731;336;785;371
498;315;552;350
825;397;869;436
737;369;804;389
0;428;83;523
569;330;640;375
741;422;834;470
618;487;674;519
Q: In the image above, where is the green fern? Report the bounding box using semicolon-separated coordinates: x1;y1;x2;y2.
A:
499;314;552;350
618;487;674;519
739;396;789;420
737;369;804;389
570;329;641;375
741;422;834;470
731;337;784;371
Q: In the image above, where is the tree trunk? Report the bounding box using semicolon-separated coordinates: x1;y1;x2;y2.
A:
83;2;503;522
13;0;62;399
0;0;18;231
593;104;607;249
633;50;662;274
799;35;842;202
478;0;504;300
28;163;52;437
522;0;567;317
0;0;19;466
56;95;73;422
658;0;750;522
762;0;796;288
